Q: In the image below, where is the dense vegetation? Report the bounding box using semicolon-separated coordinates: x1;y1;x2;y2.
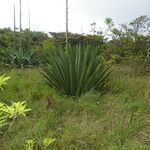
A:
0;15;150;68
0;15;150;149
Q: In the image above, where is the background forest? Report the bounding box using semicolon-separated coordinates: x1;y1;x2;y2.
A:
0;15;150;74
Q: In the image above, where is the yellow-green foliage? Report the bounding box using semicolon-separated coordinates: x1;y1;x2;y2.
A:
24;138;56;150
24;139;35;150
0;101;31;137
0;74;11;91
1;101;31;119
0;102;8;129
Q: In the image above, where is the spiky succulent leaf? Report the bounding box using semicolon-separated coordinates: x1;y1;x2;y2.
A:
42;45;111;97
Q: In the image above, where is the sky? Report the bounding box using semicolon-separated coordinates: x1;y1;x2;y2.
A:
0;0;150;34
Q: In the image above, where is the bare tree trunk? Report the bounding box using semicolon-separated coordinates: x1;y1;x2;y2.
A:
14;4;16;33
19;0;22;32
19;0;22;50
13;3;16;49
66;0;68;52
28;8;31;50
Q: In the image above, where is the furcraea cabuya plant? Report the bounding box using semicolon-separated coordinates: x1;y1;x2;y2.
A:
42;45;111;97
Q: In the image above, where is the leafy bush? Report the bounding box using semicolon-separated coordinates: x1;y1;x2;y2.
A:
0;49;40;68
0;28;49;51
0;101;31;135
1;101;31;119
42;45;111;97
132;58;150;75
49;32;105;48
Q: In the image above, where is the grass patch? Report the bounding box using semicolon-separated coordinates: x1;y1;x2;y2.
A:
0;65;150;149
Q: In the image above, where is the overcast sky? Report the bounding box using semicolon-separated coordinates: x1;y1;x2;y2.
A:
0;0;150;33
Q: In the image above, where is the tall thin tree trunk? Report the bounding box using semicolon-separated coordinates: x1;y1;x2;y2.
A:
19;0;22;50
13;3;16;49
28;9;30;31
14;4;16;33
66;0;68;51
28;8;31;51
19;0;22;32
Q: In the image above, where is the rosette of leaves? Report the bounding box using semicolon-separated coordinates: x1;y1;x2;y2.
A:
0;101;31;135
42;45;111;97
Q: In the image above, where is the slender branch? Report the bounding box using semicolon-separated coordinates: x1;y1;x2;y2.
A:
3;116;16;136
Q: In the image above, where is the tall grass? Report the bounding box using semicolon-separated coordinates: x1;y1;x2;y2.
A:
0;65;150;149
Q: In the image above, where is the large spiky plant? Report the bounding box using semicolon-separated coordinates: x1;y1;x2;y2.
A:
42;45;111;97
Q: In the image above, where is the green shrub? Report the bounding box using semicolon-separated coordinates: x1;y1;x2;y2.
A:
0;101;31;135
42;45;111;97
0;49;40;68
131;58;150;75
42;39;55;52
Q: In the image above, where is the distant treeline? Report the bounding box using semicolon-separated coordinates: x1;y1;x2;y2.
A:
0;15;150;62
